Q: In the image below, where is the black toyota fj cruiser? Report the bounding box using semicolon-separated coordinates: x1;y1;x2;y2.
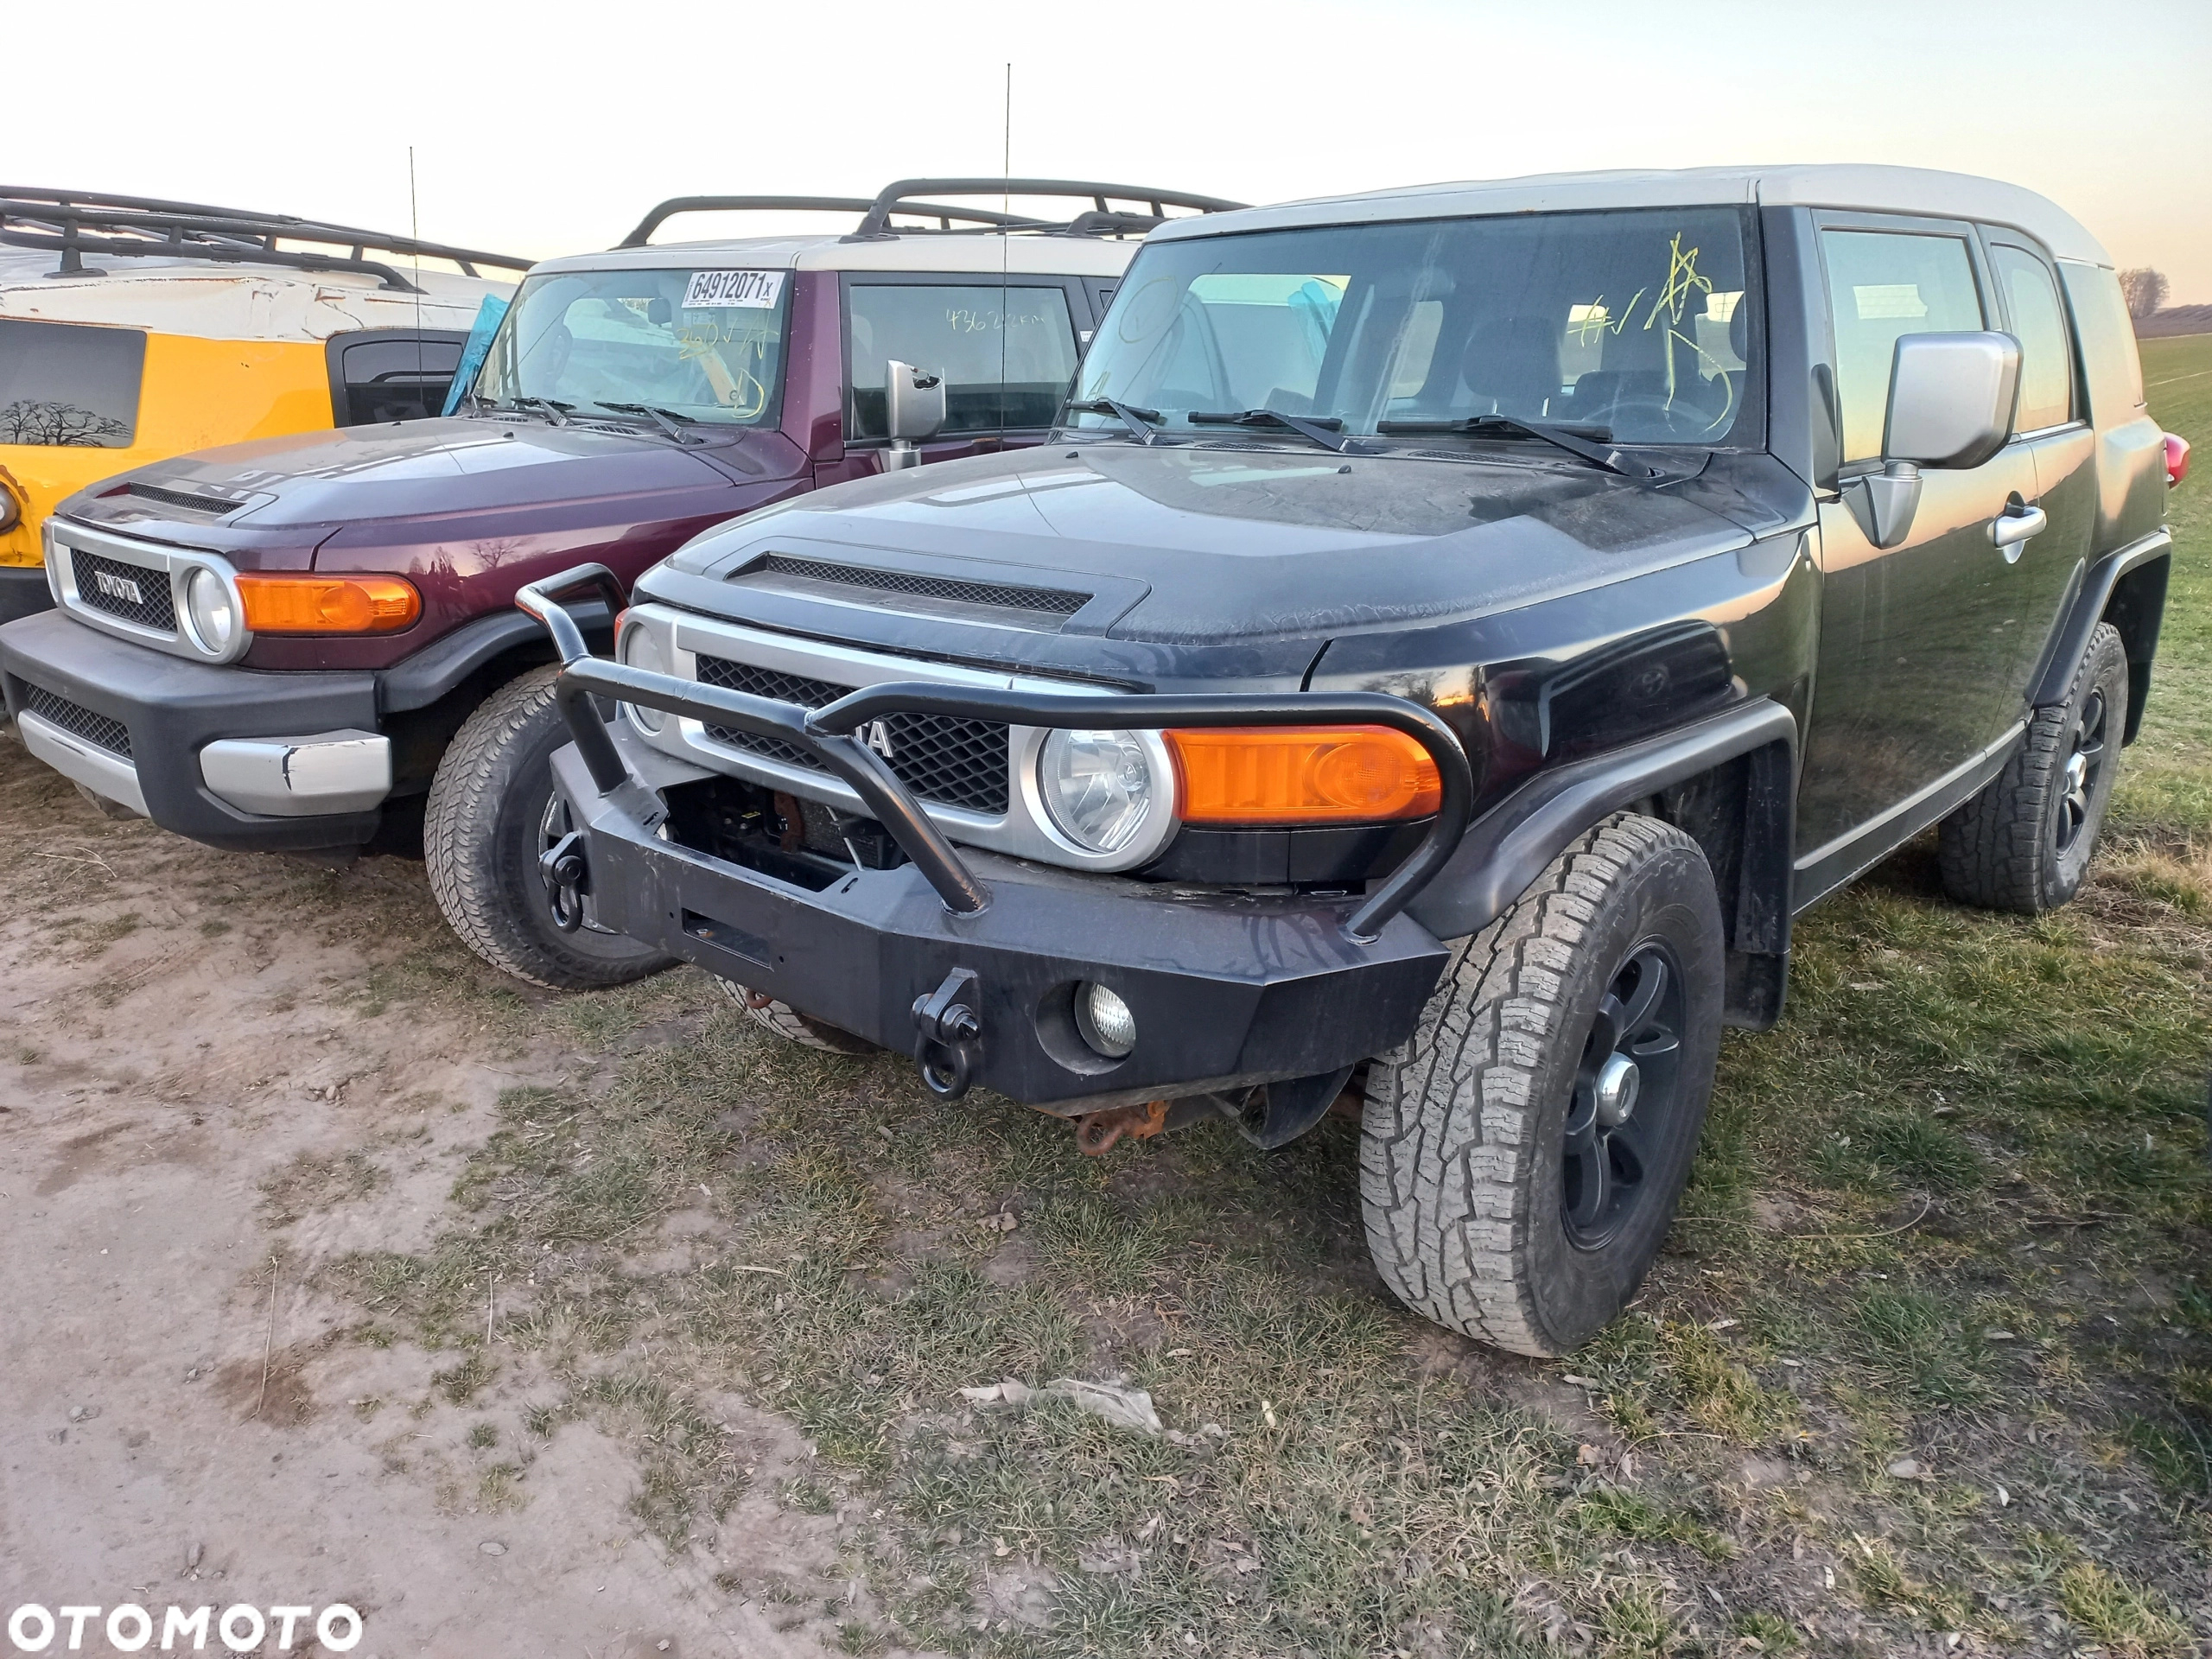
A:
517;166;2183;1355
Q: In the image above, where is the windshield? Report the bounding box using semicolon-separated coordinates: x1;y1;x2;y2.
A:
472;265;791;428
1070;207;1758;448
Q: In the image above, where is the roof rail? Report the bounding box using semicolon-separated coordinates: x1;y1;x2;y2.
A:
848;180;1248;241
0;187;533;293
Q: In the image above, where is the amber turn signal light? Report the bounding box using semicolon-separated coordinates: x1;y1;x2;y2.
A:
236;575;421;634
1166;726;1443;824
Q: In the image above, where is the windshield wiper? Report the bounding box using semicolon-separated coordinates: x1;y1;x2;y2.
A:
1187;408;1363;454
1065;397;1163;446
593;401;708;445
509;396;575;427
1375;415;1656;480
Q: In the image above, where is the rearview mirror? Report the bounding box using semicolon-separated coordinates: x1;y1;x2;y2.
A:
884;359;945;468
1847;331;2022;548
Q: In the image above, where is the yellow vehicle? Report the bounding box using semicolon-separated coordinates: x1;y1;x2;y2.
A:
0;188;526;622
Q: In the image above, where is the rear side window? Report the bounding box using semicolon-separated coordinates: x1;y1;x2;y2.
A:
2059;261;2146;420
847;284;1079;437
328;332;467;426
1820;230;1985;463
0;319;145;448
1992;246;2075;431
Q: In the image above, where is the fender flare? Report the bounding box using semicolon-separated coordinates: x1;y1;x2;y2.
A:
376;598;615;715
1407;699;1799;1027
2029;526;2171;741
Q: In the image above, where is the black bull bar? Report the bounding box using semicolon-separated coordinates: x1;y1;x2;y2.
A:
518;564;1477;1115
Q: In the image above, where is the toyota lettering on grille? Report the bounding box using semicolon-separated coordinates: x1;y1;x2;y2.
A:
864;718;897;760
93;569;147;606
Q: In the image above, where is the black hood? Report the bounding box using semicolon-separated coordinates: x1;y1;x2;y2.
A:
656;442;1755;647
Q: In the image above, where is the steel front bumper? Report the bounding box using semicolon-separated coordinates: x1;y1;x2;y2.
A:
556;738;1450;1109
520;563;1477;1112
0;608;390;850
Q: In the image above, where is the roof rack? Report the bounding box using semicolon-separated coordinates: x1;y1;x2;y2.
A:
847;180;1248;241
618;181;1249;249
620;196;876;248
0;188;534;293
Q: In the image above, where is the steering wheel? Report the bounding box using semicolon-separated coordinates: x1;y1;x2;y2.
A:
1592;392;1728;443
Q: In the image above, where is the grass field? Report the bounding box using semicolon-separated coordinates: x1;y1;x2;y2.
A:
317;336;2212;1657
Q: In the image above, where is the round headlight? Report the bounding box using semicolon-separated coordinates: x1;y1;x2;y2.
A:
1075;982;1136;1058
1039;728;1155;855
183;566;238;655
0;486;21;533
620;624;667;734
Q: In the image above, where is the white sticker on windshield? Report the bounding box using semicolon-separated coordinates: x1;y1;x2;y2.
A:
683;270;785;309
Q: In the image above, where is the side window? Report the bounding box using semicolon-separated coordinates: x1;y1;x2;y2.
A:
329;332;467;426
847;284;1079;437
1820;230;1985;463
1992;245;2075;431
2059;261;2146;420
0;319;145;448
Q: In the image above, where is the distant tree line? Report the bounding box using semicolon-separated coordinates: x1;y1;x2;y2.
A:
2119;268;2170;320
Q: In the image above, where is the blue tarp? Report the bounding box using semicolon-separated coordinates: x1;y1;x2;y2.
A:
441;293;511;416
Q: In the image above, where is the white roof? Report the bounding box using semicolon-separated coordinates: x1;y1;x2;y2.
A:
532;232;1141;280
0;246;507;340
1150;165;2111;267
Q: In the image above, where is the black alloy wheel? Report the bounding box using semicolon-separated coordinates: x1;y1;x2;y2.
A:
2053;684;2110;857
1562;939;1686;1249
1938;622;2129;915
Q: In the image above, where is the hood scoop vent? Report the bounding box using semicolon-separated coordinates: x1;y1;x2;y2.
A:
122;481;251;517
734;554;1091;628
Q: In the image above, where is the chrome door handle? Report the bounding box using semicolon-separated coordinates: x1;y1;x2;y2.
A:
1991;501;2047;560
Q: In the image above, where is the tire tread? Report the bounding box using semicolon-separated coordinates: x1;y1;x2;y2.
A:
1938;622;2127;914
1359;812;1691;1357
424;666;669;990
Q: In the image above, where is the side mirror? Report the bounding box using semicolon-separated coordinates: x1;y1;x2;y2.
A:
1847;332;2021;549
884;359;944;468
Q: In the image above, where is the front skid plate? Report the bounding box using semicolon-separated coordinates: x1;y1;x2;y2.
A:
552;745;1448;1109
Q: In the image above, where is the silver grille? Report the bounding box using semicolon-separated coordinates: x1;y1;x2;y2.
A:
70;547;176;634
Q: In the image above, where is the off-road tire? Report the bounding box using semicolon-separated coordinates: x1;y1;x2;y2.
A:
1939;622;2128;914
1359;813;1726;1357
715;977;879;1054
425;665;675;990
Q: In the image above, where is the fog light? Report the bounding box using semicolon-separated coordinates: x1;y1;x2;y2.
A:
1075;982;1136;1058
183;566;238;655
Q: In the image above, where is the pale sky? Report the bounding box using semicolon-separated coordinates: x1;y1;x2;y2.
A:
13;0;2211;300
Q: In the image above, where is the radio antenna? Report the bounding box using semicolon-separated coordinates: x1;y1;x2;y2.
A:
409;146;424;414
1001;63;1010;422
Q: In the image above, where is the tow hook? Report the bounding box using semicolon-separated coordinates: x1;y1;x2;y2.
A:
540;830;589;933
912;968;982;1100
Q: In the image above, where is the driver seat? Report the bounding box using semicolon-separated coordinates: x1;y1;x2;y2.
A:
1459;317;1561;421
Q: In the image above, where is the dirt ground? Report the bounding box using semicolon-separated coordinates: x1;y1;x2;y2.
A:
0;739;863;1658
